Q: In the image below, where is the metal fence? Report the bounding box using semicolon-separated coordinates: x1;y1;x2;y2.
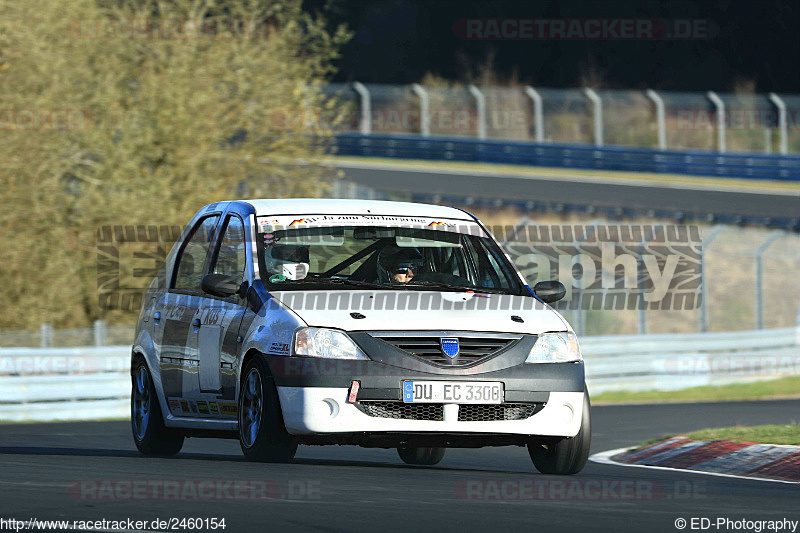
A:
1;327;797;421
505;221;800;337
324;83;800;154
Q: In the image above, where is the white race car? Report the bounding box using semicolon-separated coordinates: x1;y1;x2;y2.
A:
131;199;590;474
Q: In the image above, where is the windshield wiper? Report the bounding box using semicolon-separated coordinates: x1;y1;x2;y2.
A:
303;276;386;289
402;280;511;294
402;280;459;289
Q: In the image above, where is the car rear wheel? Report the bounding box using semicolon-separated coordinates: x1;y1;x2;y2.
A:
397;447;446;466
131;358;184;456
239;356;297;463
528;392;591;475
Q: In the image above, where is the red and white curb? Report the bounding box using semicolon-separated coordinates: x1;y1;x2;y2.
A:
590;437;800;484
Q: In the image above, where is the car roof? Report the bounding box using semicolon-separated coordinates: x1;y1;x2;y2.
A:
236;198;476;221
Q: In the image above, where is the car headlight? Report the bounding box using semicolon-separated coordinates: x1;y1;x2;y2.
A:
525;332;582;363
293;327;369;360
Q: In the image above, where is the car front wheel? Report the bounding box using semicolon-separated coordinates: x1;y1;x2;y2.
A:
527;392;591;475
239;356;297;463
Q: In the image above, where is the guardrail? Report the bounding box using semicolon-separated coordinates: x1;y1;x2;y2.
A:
1;328;797;421
582;327;800;393
333;133;800;181
0;346;130;422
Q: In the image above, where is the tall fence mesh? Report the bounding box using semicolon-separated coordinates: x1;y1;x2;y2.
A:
324;83;800;153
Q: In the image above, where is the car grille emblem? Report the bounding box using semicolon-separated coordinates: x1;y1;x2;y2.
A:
440;338;459;358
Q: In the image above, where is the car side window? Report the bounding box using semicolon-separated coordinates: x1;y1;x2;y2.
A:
464;236;512;289
211;215;247;280
172;215;220;292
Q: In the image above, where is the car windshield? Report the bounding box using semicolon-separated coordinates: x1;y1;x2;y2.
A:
257;223;525;294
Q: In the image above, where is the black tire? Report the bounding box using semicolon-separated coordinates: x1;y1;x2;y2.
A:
397;447;446;466
239;355;297;463
528;392;591;475
131;358;184;456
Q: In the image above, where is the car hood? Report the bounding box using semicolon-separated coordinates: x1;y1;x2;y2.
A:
268;290;569;335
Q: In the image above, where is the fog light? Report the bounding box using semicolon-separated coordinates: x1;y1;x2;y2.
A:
314;399;339;419
560;403;574;424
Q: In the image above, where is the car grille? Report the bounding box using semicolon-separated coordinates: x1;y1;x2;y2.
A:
354;401;542;422
457;403;542;422
356;401;444;421
368;332;522;367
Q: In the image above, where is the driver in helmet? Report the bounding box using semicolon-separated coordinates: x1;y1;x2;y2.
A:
378;247;423;284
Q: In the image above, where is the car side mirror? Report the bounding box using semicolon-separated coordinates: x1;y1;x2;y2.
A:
201;274;240;298
533;281;566;303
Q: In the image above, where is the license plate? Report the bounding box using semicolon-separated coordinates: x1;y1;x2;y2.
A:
402;381;504;404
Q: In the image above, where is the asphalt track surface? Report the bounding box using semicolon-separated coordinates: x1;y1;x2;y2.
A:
1;400;798;533
336;162;800;221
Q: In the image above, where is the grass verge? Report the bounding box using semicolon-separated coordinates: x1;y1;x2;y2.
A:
686;423;800;446
593;376;800;405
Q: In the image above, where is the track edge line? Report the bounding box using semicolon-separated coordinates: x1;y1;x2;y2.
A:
589;447;800;484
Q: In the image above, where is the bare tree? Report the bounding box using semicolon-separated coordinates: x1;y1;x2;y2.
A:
0;0;349;328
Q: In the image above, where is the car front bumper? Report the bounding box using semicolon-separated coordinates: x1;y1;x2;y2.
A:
276;386;585;439
266;339;586;442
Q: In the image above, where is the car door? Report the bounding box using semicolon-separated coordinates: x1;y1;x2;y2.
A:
156;214;221;415
187;212;249;418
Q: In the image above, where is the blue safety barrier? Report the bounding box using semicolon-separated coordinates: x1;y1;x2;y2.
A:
333;133;800;181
